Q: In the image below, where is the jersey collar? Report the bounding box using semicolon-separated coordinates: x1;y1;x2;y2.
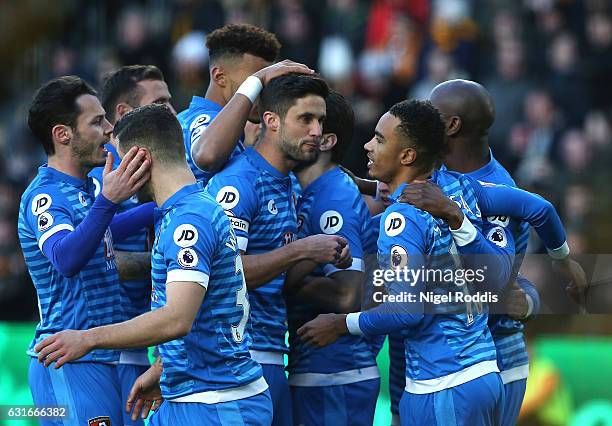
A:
189;96;223;112
389;182;409;203
465;149;497;180
39;164;89;188
244;147;288;180
158;182;204;212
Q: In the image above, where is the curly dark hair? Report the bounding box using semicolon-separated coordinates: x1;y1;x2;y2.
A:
206;24;281;64
100;65;165;124
389;100;446;172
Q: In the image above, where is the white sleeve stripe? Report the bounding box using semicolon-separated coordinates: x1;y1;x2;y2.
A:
236;236;249;252
450;215;477;247
167;270;210;289
547;241;570;259
189;135;209;173
346;312;363;335
323;258;364;276
38;224;75;251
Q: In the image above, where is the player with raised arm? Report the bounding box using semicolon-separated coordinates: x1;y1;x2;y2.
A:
35;104;273;425
19;76;151;425
206;74;351;425
285;91;380;425
179;24;280;183
299;100;506;425
88;64;175;425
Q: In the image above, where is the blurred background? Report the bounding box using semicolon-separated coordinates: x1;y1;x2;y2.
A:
0;0;611;425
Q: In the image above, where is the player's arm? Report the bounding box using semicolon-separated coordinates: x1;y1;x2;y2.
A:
399;181;514;291
289;270;363;314
241;235;351;289
192;60;314;173
37;148;150;277
35;280;205;367
35;214;215;368
109;202;155;243
298;210;426;347
115;251;151;281
506;274;541;320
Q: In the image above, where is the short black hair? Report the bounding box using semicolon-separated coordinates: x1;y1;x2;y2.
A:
28;75;97;155
206;24;281;64
389;100;446;172
259;73;329;122
100;65;165;124
114;104;184;165
324;91;354;164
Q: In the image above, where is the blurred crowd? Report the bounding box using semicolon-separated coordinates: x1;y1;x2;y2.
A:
1;0;611;320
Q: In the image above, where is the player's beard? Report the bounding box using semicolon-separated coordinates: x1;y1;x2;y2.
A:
71;129;107;172
278;129;320;167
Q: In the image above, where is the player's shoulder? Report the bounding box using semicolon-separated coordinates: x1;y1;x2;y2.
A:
381;202;426;233
20;175;68;215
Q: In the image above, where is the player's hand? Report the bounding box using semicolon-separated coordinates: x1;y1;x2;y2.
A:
102;146;151;204
253;59;314;86
297;313;348;347
34;330;94;368
553;257;588;312
296;234;348;265
399;180;464;229
506;281;530;320
333;243;353;270
126;362;163;421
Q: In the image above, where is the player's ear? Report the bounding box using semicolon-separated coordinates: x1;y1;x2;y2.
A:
400;147;417;166
320;133;337;152
51;124;72;147
211;65;227;88
447;116;462;136
115;102;132;121
262;111;279;132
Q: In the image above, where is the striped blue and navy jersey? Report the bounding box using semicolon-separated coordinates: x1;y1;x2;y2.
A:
177;96;245;185
288;167;378;375
152;183;262;399
460;152;534;376
89;144;152;324
363;176;498;392
18;166;121;363
206;147;298;354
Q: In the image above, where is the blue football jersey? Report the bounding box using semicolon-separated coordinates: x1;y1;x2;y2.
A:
206;147;298;355
18;166;121;363
89;144;152;324
152;183;263;399
460;152;531;377
371;179;498;393
177;96;245;185
288;167;378;377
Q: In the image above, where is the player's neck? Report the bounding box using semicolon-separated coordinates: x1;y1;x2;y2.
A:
388;168;431;195
205;84;228;107
295;156;334;188
47;155;89;180
151;167;197;207
255;139;292;175
444;138;490;173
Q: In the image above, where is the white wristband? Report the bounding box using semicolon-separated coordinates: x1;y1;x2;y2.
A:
450;215;478;246
346;312;363;335
547;241;570;260
236;75;263;104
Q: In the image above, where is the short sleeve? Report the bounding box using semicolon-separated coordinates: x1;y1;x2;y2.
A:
310;198;365;276
205;174;258;252
24;187;76;252
162;213;216;288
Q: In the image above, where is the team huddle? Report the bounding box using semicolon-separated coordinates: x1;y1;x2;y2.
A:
18;24;587;426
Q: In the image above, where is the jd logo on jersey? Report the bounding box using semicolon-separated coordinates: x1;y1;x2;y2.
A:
216;186;240;209
268;199;278;215
173;224;199;248
384;212;405;237
320;210;343;234
31;193;52;215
